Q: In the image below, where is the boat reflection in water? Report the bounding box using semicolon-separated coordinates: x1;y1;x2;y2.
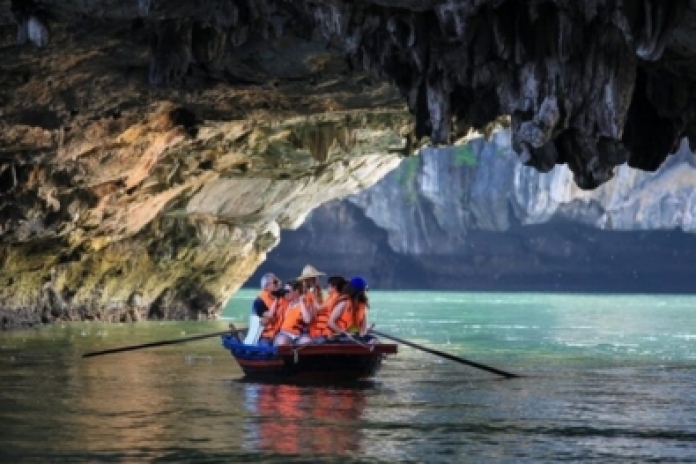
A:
242;381;368;457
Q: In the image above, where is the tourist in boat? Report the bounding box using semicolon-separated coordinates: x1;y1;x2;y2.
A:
309;275;347;340
274;280;313;346
244;272;282;345
257;281;291;346
296;264;325;313
327;277;372;340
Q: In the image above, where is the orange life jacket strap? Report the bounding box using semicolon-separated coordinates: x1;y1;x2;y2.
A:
280;302;306;336
258;291;279;339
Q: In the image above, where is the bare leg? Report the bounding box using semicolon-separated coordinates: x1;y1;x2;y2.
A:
296;335;312;345
274;333;293;346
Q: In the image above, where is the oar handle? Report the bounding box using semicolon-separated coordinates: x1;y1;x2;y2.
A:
370;329;519;379
342;331;374;351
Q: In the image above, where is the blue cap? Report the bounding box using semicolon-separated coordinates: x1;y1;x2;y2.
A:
349;277;368;292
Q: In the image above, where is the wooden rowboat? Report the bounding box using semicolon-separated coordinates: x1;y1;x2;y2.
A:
221;334;398;381
82;327;514;380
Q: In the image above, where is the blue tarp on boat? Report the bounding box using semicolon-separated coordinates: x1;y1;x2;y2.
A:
221;335;278;360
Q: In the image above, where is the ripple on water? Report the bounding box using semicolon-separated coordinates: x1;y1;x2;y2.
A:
2;293;696;463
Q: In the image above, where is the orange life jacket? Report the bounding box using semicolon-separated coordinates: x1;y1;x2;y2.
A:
304;286;324;307
350;301;367;333
333;296;353;333
280;300;307;336
258;291;283;339
333;297;367;334
309;292;339;337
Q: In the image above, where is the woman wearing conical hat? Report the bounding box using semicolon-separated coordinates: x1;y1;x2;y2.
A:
296;264;326;315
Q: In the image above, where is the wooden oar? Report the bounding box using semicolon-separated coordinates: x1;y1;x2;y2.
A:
370;329;519;379
82;329;233;358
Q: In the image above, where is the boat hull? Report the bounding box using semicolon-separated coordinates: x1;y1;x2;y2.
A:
221;335;397;381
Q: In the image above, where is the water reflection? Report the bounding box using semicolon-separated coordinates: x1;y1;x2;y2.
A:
242;382;367;457
4;295;696;463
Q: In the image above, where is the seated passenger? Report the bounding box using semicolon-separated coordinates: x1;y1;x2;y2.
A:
309;275;347;340
245;272;281;345
257;281;291;346
327;277;371;340
296;264;325;313
274;281;312;346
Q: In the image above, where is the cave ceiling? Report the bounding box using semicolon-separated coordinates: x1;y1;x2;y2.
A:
2;0;696;190
4;0;696;325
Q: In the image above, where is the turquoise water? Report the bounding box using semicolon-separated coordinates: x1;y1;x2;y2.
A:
228;290;696;369
2;291;696;462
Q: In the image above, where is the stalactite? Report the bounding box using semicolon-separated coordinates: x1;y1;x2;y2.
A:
149;20;192;86
138;0;150;17
27;16;49;47
4;0;696;188
191;24;227;65
11;0;49;48
295;0;694;189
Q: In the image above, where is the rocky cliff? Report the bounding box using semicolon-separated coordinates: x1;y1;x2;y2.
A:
261;130;696;292
0;106;412;328
5;0;696;326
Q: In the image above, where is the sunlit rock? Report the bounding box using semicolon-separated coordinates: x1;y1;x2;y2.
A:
0;106;411;327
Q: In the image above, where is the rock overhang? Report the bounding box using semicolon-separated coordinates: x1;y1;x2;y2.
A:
0;102;412;326
4;1;696;187
3;0;696;325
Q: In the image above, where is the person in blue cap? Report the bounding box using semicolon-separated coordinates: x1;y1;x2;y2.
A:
350;277;368;292
327;276;373;341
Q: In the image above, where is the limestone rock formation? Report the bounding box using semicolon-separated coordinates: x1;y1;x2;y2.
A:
300;0;696;188
352;133;696;253
263;130;696;292
4;0;696;325
0;104;411;328
0;0;421;328
347;131;696;246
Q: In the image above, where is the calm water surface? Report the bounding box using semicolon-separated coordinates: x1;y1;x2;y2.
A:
2;291;696;463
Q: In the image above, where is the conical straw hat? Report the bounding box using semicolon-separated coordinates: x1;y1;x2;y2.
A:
296;264;326;280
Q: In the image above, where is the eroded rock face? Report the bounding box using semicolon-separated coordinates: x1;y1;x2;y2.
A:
0;0;421;327
0;105;411;328
2;1;696;186
4;0;696;325
351;133;696;251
